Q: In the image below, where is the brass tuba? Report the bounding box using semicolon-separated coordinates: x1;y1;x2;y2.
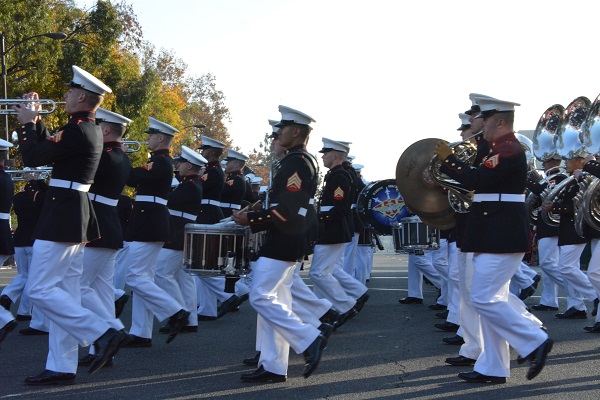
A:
574;93;600;234
541;96;591;228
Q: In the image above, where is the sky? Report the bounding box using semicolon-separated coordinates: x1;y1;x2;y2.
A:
78;0;600;183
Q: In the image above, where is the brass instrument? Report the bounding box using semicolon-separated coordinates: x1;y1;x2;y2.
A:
122;140;148;153
0;99;65;115
396;132;481;230
6;167;52;181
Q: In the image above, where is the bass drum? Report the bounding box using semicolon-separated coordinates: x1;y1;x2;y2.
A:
357;179;410;235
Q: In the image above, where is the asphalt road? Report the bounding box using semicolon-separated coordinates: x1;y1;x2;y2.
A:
1;252;599;400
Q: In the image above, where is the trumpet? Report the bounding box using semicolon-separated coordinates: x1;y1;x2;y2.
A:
122;141;148;153
6;167;52;181
0;99;65;115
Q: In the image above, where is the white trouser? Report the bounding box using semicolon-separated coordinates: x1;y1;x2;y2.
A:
2;247;33;315
251;257;320;376
29;307;49;332
310;243;356;313
407;252;442;299
26;240;110;373
585;239;600;323
154;248;197;326
0;302;14;327
334;255;368;300
342;233;360;276
113;243;130;300
471;252;548;378
291;265;332;328
125;241;184;338
537;237;563;308
509;262;535;295
196;276;232;317
559;243;596;311
446;242;460;325
431;239;449;306
458;251;481;360
355;245;372;285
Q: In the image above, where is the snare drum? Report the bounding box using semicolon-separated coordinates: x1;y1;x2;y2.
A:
400;216;439;252
246;231;267;262
183;223;249;276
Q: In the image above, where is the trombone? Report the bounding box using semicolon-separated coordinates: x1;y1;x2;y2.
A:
6;167;52;181
122;140;148;153
0;99;65;115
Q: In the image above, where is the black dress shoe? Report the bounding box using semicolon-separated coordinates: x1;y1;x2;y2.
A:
319;308;340;325
90;328;128;374
593;298;599;317
445;355;476;366
234;293;249;308
399;297;423;304
532;304;559;311
243;351;261;366
435;310;449;319
584;322;600;332
78;354;113;367
0;320;17;345
526;338;553;380
158;322;197;334
123;335;152;347
333;307;358;331
303;334;327;378
458;370;506;384
19;327;48;336
319;323;334;339
0;294;12;311
532;274;542;289
435;322;459;332
428;303;447;310
114;294;130;318
24;370;76;386
197;315;217;321
240;366;286;383
556;307;587;319
443;335;465;345
519;285;536;300
355;293;370;312
16;314;32;321
217;296;239;319
166;309;191;344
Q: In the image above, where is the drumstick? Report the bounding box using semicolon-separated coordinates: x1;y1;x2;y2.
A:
217;200;262;224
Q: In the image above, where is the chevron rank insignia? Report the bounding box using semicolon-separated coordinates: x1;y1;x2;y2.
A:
286;172;302;192
201;174;208;181
334;186;345;200
48;130;64;143
484;154;500;168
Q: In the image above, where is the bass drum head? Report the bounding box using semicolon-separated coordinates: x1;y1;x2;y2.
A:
357;179;409;235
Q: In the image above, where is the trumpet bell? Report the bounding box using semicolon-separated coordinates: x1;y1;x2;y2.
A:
533;104;564;162
0;99;64;115
555;96;591;159
396;138;455;230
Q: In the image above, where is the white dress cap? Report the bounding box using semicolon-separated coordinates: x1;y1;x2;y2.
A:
67;66;112;96
275;105;316;127
199;135;226;149
145;117;179;136
352;163;364;171
0;138;14;151
474;98;521;119
268;119;280;138
469;93;496;106
457;112;471;131
347;154;355;161
226;149;249;162
176;145;208;167
96;108;132;126
319;137;350;153
251;176;263;184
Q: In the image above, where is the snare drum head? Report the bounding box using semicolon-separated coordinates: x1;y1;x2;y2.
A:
357;179;409;235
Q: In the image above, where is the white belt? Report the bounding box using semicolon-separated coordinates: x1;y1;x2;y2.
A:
88;192;119;207
136;195;168;205
351;204;357;209
473;193;525;203
0;212;9;220
169;209;197;221
271;203;279;207
201;199;222;206
321;206;334;211
309;198;315;205
49;178;91;193
220;203;241;210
